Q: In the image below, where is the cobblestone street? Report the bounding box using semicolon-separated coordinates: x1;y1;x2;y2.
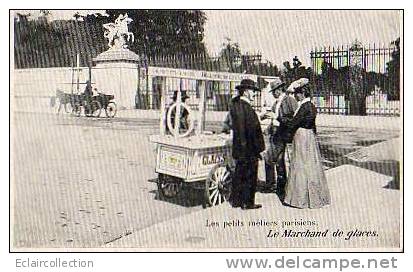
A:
12;111;400;249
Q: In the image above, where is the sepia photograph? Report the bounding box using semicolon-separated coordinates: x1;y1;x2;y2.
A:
10;9;403;252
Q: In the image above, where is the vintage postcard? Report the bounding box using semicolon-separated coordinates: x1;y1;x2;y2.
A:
10;9;403;252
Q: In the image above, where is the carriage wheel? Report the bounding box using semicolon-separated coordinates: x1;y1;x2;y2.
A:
72;103;81;117
91;101;102;118
105;102;117;118
157;174;182;199
85;101;102;118
204;163;232;207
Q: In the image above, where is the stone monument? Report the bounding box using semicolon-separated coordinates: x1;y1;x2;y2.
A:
348;40;367;115
93;13;140;109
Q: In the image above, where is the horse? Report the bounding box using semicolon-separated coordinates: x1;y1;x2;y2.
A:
103;14;134;49
51;89;72;114
117;15;135;45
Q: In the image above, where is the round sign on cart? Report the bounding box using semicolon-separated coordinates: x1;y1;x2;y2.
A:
166;103;194;138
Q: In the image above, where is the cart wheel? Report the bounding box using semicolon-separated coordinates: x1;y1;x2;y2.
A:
72;103;81;117
204;163;232;207
85;100;102;118
105;102;117;118
157;174;182;199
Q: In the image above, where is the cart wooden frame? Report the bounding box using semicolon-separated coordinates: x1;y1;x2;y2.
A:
148;73;260;207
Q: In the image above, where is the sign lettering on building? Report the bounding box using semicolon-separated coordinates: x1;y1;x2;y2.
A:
148;67;257;82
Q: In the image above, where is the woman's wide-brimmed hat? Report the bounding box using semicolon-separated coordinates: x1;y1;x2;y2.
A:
287;78;310;93
235;78;260;91
268;78;286;93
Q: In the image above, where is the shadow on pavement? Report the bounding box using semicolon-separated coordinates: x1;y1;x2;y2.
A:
329;156;400;190
148;180;206;208
347;159;400;190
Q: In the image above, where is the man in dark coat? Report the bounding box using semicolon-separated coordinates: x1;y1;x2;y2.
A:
83;80;93;97
261;79;298;197
83;80;93;115
223;79;265;210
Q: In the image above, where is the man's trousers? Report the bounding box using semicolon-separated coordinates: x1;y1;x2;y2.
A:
231;159;259;206
265;138;287;194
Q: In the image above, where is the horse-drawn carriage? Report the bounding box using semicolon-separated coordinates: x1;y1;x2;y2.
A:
53;90;117;118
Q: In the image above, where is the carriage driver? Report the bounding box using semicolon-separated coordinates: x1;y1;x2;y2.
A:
83;80;93;97
83;80;93;114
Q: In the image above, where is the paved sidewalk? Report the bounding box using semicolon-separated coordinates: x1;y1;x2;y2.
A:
346;137;401;162
16;105;401;131
118;109;401;131
105;164;400;250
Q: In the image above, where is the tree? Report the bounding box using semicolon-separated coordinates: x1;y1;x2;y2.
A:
104;10;207;56
213;37;281;78
386;37;400;100
315;62;350;97
14;10;208;68
281;56;313;85
217;37;241;71
14;13;71;68
14;10;109;68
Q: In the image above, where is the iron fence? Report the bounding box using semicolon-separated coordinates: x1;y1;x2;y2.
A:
310;41;400;116
22;44;400;116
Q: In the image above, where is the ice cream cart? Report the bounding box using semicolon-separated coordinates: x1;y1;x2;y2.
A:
149;133;233;207
148;79;232;207
149;72;258;207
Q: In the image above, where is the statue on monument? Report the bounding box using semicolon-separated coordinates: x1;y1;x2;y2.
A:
103;13;135;49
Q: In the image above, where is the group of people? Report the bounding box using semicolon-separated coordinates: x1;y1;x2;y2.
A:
222;78;331;210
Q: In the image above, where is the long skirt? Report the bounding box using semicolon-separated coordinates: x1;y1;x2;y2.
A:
284;128;331;209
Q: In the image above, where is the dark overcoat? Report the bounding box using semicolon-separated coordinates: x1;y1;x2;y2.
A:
229;96;265;160
274;95;298;143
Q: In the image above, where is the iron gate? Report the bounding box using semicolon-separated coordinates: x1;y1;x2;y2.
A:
310;41;400;116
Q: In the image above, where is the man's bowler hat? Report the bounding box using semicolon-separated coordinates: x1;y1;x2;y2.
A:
235;79;260;91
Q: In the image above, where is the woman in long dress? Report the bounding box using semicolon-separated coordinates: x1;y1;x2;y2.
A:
284;79;331;209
